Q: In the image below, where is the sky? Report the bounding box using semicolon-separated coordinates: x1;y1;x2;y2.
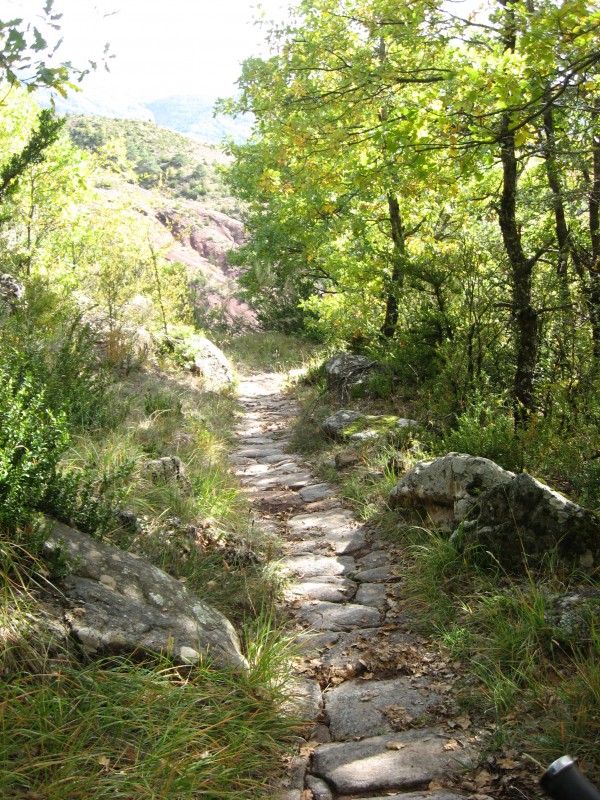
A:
5;0;290;102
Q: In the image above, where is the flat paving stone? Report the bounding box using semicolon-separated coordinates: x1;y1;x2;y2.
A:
284;677;322;721
324;676;445;741
353;565;393;582
298;483;334;503
281;554;356;578
268;462;305;475
359;549;390;569
321;527;367;555
255;491;305;513
355;582;388;609
317;629;417;673
305;775;333;800
283;539;321;555
234;446;287;459
241;473;314;490
287;508;356;533
260;453;300;465
285;576;357;603
311;727;474;795
294;600;381;631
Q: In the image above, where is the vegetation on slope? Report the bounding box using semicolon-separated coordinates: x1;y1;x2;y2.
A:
0;60;297;797
67;114;228;201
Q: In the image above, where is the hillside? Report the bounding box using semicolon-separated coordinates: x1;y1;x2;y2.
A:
40;91;251;145
145;96;252;144
67;115;231;203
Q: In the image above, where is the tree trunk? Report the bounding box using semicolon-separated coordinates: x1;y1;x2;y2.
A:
589;106;600;359
543;105;571;282
496;0;538;427
381;191;406;338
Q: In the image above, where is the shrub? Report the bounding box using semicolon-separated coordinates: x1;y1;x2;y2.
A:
0;366;69;533
440;393;522;472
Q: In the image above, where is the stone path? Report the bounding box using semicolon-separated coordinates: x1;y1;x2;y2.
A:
230;373;479;800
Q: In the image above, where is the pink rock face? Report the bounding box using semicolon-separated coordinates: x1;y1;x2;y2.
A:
156;204;256;328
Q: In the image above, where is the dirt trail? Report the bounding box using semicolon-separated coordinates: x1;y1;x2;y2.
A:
230;372;479;800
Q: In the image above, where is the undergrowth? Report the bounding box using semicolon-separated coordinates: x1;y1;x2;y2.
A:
0;302;301;798
289;354;600;784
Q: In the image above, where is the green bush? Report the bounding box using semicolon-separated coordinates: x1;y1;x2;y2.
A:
440;393;522;472
0;367;69;533
41;462;133;537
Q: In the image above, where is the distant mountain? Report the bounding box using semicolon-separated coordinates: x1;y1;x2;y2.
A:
39;89;252;145
38;87;154;123
146;96;252;145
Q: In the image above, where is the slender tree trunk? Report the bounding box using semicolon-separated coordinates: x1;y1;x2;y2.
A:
496;0;537;427
589;106;600;359
381;191;406;338
498;113;538;425
543;105;571;281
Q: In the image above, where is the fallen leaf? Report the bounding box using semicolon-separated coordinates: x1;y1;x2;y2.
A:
498;757;519;769
444;738;459;751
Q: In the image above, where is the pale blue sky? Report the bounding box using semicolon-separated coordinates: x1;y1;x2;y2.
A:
6;0;290;101
6;0;483;104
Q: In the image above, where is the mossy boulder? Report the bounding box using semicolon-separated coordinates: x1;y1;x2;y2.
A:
322;410;419;442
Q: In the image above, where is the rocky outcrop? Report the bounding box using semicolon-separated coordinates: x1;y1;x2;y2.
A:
176;333;234;388
388;453;514;526
156;204;256;329
389;453;600;572
144;455;189;486
322;410;365;439
323;410;419;442
459;472;600;571
42;522;247;671
324;353;381;400
0;273;25;320
546;588;600;641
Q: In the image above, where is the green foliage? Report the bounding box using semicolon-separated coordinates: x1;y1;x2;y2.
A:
41;462;133;537
0;108;64;201
0;362;69;532
0;1;92;94
0;650;298;799
67;115;221;200
439;393;523;473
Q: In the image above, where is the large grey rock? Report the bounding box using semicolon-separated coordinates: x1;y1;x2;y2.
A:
42;522;247;670
459;472;600;571
0;273;25;318
389;453;514;526
324;353;381;399
322;409;365;439
178;333;234;388
546;588;600;641
312;728;473;795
